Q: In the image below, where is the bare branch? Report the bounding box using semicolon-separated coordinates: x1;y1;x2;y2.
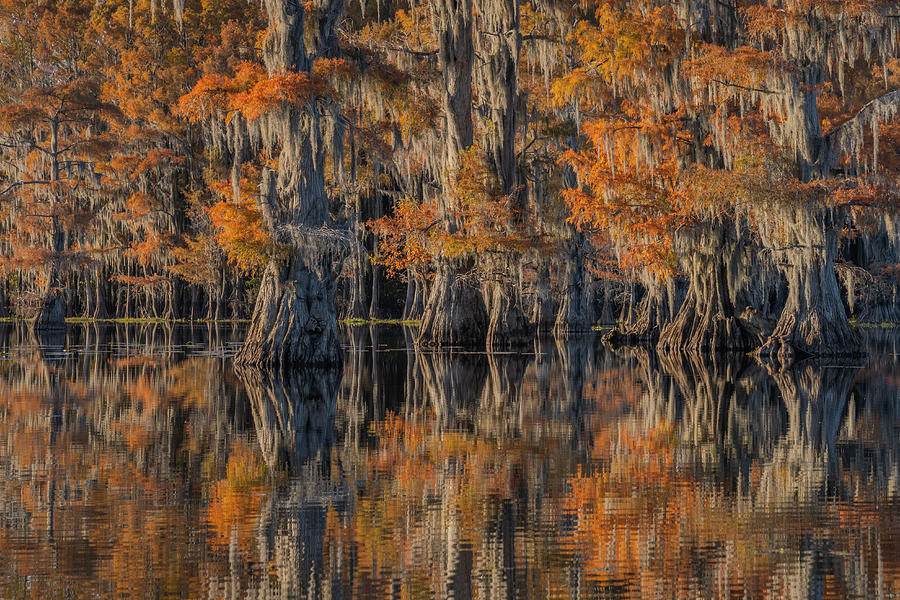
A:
0;180;52;196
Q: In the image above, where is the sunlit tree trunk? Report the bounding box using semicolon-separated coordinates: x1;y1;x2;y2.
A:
235;0;345;368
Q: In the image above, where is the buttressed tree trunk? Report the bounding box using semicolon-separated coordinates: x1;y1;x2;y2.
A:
483;263;529;349
235;0;345;368
658;221;754;353
530;260;555;334
758;204;860;363
402;271;426;321
604;275;675;346
418;260;487;347
418;0;487;347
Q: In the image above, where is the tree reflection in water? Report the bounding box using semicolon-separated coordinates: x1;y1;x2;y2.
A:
0;323;897;598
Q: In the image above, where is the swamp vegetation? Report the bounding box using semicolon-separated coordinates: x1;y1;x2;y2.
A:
2;0;900;366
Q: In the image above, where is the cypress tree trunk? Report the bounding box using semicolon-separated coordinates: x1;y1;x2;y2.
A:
417;260;487;347
234;0;345;368
33;288;66;331
0;280;8;318
33;250;66;331
237;254;341;368
475;0;528;345
530;260;555;334
758;205;861;363
32;119;66;331
554;233;592;335
417;0;483;347
604;281;672;345
91;269;108;319
368;260;381;320
658;222;754;352
402;274;415;321
483;277;529;349
344;221;368;320
402;271;426;322
853;213;900;323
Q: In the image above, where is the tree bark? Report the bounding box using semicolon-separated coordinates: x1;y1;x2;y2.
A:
33;289;66;331
402;271;426;321
658;223;754;353
236;0;346;367
32;117;66;331
236;254;342;368
417;260;487;347
417;0;480;346
758;206;861;363
554;233;593;335
530;260;555;334
483;277;530;349
604;282;672;345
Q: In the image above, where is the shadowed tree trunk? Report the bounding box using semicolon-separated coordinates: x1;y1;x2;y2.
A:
418;260;487;347
483;254;529;348
849;212;900;323
418;0;485;347
758;205;861;364
658;222;754;352
530;260;555;334
402;271;426;321
475;0;531;347
30;118;67;332
604;280;673;345
484;277;529;348
554;232;593;336
0;281;8;318
344;221;368;320
33;289;66;331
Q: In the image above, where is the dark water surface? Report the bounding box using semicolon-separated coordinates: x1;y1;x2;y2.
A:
0;323;898;599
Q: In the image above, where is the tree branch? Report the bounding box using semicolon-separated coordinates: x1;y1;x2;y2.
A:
0;180;52;196
710;79;782;95
824;89;900;139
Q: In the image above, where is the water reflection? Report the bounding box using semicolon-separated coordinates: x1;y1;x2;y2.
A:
0;323;897;598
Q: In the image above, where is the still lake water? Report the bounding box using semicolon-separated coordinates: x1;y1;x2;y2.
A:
0;323;898;599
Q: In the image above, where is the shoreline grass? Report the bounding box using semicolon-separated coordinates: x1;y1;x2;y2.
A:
0;316;421;327
340;318;420;326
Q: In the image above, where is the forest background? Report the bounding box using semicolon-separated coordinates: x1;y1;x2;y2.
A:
2;0;900;366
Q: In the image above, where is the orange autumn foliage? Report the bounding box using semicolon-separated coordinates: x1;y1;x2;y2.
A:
370;147;544;277
178;58;352;123
207;179;275;275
